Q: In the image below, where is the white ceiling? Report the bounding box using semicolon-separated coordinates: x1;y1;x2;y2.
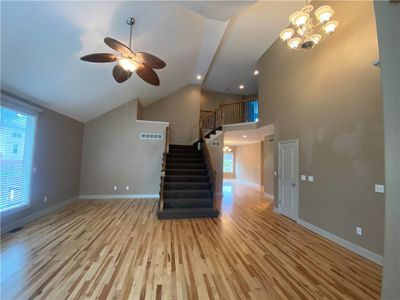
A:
203;1;302;95
224;124;274;146
1;1;300;122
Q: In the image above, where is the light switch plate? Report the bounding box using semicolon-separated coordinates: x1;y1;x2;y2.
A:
274;171;278;176
113;186;117;191
356;227;363;236
308;176;314;182
301;175;307;181
375;184;384;193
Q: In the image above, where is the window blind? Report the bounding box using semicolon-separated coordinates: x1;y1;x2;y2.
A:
0;105;36;212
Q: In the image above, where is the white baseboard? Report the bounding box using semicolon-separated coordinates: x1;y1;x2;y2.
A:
297;218;383;265
263;192;274;199
79;194;159;200
1;196;78;234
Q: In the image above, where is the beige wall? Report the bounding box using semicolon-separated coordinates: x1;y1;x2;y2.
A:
263;137;274;195
235;142;262;185
1;91;83;232
142;85;201;145
206;134;224;195
200;90;243;111
374;1;400;298
80;99;167;196
258;1;384;255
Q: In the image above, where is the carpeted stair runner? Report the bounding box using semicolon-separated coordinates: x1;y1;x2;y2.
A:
157;144;219;219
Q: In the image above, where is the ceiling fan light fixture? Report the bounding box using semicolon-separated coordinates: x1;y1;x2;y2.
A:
119;58;138;72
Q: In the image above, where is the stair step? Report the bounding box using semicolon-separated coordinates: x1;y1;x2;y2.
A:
164;189;211;199
166;169;208;176
164;198;212;209
169;148;202;154
157;208;219;219
164;182;210;190
164;175;209;182
169;144;197;150
167;152;203;158
166;157;203;164
166;163;205;169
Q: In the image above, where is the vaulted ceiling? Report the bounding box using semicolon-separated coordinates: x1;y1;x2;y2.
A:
1;1;301;122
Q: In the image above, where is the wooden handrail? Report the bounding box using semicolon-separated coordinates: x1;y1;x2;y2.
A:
218;97;257;108
160;125;170;211
199;129;217;210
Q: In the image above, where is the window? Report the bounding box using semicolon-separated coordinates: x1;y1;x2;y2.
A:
223;152;234;173
1;105;36;212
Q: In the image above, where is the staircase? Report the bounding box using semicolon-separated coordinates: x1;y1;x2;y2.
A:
157;144;219;219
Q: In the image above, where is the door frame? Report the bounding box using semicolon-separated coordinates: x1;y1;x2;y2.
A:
277;139;299;222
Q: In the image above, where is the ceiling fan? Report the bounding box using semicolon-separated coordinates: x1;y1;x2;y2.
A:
80;17;166;86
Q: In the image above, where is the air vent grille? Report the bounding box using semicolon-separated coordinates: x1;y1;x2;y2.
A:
211;141;221;147
140;133;164;140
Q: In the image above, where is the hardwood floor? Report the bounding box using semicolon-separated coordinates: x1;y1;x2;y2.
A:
1;180;381;300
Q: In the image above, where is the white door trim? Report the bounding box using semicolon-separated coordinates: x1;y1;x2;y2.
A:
278;139;299;221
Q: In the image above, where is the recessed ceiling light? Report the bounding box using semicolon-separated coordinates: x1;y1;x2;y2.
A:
196;75;202;80
239;85;244;89
253;70;259;75
242;135;247;138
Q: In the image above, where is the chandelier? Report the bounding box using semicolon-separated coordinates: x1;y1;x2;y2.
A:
279;3;339;50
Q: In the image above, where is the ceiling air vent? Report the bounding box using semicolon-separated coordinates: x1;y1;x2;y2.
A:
140;133;164;140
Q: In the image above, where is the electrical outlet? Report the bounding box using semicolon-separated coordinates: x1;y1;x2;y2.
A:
126;186;130;190
113;186;117;191
356;227;363;236
301;175;307;181
43;196;47;202
308;176;314;182
375;184;384;193
33;166;37;173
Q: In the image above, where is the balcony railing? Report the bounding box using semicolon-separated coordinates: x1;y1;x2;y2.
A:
200;98;258;129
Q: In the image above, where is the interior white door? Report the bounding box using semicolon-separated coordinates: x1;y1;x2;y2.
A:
278;140;299;221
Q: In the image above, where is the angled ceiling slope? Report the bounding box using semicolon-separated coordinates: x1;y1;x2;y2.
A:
204;1;303;95
1;1;300;122
1;1;238;122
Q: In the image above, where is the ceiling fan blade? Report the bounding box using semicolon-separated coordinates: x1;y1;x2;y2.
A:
135;52;166;69
112;65;132;83
136;64;160;86
80;53;118;63
104;37;133;56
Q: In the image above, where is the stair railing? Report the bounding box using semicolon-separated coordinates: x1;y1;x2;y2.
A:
200;97;258;130
160;125;170;211
199;129;217;210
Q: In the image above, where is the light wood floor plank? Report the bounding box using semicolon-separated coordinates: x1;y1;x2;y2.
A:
1;181;381;299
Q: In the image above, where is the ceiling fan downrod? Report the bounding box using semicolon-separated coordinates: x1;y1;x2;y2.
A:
127;17;135;50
